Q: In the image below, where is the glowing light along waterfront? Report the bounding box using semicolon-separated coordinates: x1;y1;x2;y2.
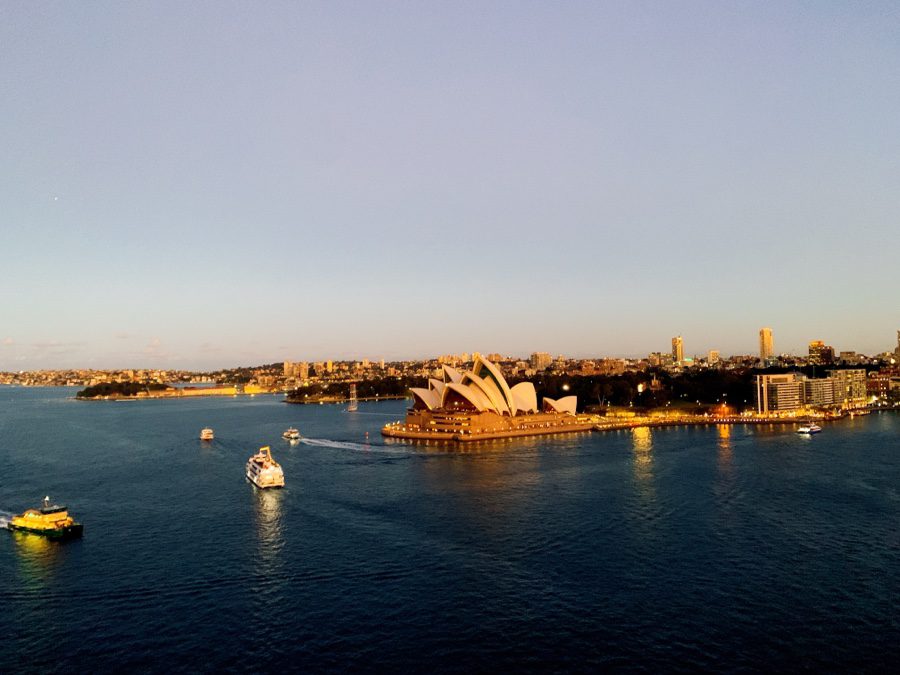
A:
382;356;595;441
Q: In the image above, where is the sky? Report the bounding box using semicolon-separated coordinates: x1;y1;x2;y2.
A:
2;1;899;370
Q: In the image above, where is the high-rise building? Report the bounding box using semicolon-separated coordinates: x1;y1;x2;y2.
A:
530;352;552;371
756;373;802;413
672;336;684;364
708;350;720;365
298;362;309;380
283;360;294;378
759;327;774;361
808;340;835;366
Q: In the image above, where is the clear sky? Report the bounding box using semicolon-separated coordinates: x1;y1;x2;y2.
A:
2;1;899;370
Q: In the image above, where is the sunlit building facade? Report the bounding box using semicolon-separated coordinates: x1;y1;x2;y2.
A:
672;336;684;364
756;374;802;414
759;327;774;361
383;356;592;441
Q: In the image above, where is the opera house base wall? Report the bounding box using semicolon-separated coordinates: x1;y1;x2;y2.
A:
381;410;596;442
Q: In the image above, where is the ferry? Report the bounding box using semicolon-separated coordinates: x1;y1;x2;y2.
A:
282;427;301;441
246;446;285;489
797;424;822;435
7;497;83;539
200;428;214;441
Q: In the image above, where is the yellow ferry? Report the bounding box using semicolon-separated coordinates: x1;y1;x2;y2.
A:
7;497;84;539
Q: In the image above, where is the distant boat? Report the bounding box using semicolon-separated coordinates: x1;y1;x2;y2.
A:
797;424;822;435
282;427;301;441
200;428;214;441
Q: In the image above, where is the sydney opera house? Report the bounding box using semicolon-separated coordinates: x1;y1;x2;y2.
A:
381;356;594;442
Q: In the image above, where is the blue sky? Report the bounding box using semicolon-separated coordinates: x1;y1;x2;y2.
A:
2;1;899;370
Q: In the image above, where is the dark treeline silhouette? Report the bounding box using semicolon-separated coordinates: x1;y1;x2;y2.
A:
76;382;173;398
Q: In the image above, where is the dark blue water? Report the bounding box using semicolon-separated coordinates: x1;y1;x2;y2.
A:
1;387;898;672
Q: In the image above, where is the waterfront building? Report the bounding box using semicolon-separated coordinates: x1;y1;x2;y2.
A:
384;356;592;442
672;336;684;364
802;377;835;408
759;327;774;361
299;362;309;380
809;341;835;366
828;369;867;409
756;374;802;414
867;373;891;402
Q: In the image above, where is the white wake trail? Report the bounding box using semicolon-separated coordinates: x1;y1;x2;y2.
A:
299;438;409;454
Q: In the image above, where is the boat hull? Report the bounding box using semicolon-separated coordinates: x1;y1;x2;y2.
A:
7;522;84;539
246;470;284;489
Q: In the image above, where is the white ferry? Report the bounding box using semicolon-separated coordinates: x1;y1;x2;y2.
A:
796;424;822;435
200;428;215;441
282;427;301;441
246;446;285;489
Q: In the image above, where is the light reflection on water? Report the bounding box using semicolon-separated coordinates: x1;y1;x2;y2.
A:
631;426;653;475
630;426;656;515
253;486;284;565
9;529;64;586
717;424;733;473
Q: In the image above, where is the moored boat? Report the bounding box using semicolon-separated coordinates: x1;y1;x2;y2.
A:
282;427;301;441
246;446;285;489
7;497;83;539
200;428;214;441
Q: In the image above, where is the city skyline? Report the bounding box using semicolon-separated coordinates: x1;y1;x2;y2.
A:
1;325;897;373
3;2;900;369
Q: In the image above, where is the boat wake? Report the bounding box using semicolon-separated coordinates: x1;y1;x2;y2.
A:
0;510;12;528
299;438;408;454
300;438;373;451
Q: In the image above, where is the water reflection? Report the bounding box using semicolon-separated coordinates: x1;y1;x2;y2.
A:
631;426;653;478
9;530;65;586
716;424;733;474
629;426;658;537
252;487;284;567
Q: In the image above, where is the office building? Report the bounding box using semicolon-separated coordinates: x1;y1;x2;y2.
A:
808;341;835;366
828;369;867;409
802;377;835;407
672;336;684;364
759;327;774;361
708;350;720;366
756;373;802;414
530;352;552;371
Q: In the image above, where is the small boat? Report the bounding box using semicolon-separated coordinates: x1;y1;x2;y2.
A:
246;446;285;489
282;427;301;441
7;497;83;539
200;428;214;441
797;424;822;434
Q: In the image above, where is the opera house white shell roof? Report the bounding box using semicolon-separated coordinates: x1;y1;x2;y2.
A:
410;356;576;417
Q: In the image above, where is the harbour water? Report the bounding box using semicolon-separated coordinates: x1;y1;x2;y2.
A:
1;386;898;672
